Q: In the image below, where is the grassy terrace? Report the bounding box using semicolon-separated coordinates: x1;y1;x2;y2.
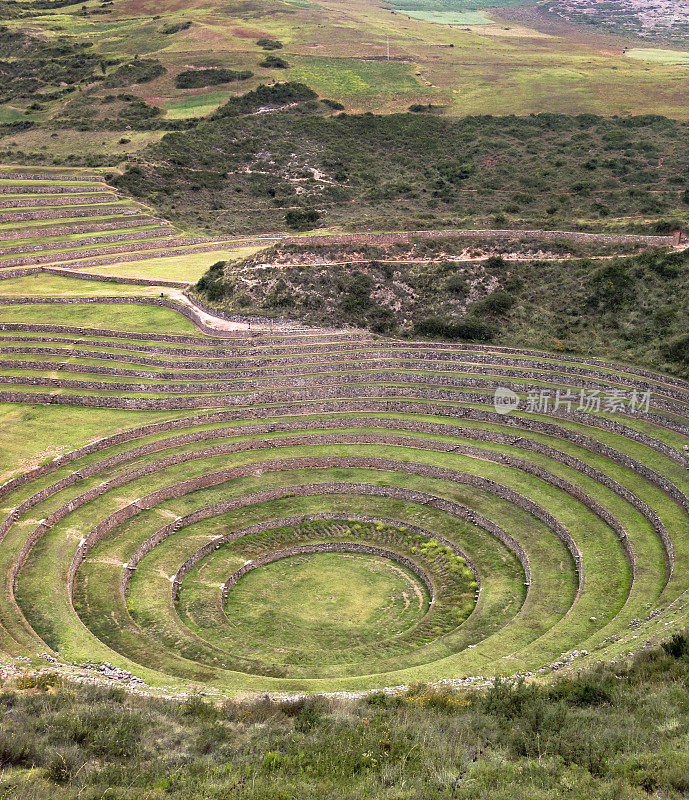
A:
0;291;686;696
0;171;241;277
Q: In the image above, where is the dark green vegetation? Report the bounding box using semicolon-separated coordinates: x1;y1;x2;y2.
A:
257;38;283;50
175;68;253;89
102;60;166;89
114;85;689;236
2;634;689;799
194;243;689;377
0;25;110;104
259;54;289;69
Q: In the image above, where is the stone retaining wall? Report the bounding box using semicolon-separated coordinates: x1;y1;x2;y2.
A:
41;268;189;289
0;194;117;209
3;383;686;444
0;173;104;182
169;513;477;603
0;218;163;241
56;452;576;596
68;478;532;600
2;319;685;394
282;228;673;247
0;237;221;268
2;370;685;416
0;185;107;195
220;543;435;603
0;228;172;257
4;353;685;405
0;207;139;223
0;418;666;576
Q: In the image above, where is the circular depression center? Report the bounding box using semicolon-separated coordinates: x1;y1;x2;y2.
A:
223;549;430;656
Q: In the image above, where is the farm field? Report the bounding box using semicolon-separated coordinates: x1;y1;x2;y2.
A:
1;1;689;796
0;280;686;698
1;0;689;171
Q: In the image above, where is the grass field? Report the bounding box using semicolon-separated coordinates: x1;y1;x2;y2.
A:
1;0;689;174
0;280;686;697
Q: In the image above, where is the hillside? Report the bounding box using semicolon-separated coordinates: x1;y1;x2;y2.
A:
1;635;689;799
1;1;689;797
113;89;689;236
192;236;689;377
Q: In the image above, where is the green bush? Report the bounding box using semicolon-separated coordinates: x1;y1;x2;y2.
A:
175;68;253;89
285;208;319;230
257;38;283;50
103;59;166;88
475;289;514;314
260;54;289;69
413;315;494;342
162;20;192;34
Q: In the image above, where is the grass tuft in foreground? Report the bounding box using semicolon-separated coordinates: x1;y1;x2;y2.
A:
1;632;688;799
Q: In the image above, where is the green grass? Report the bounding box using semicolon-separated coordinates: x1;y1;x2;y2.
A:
222;550;429;651
287;58;424;105
0;302;201;334
625;48;689;65
401;10;492;24
89;246;269;282
3;643;689;799
0;380;685;693
0;275;178;297
164;91;237;119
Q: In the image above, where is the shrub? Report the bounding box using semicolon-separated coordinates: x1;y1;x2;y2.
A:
257;38;283;50
175;68;253;89
475;289;514;314
260;55;289;69
103;59;166;87
0;731;36;768
662;632;689;658
285;208;319;230
45;747;83;783
662;334;689;365
413;316;494;342
587;260;635;308
443;273;469;296
162;20;192;34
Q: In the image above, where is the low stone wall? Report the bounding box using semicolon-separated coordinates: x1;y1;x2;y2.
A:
1;312;687;395
282;228;673;247
0;193;117;209
0;228;172;257
0;296;235;338
0;173;104;182
0;417;666;579
58;451;577;598
2;381;686;445
0;237;222;268
70;477;532;607
3;337;686;403
221;542;435;603
0;217;163;241
42;267;189;289
169;512;477;603
2;369;686;418
5;351;684;406
0;184;106;195
0;268;40;280
0;206;139;223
